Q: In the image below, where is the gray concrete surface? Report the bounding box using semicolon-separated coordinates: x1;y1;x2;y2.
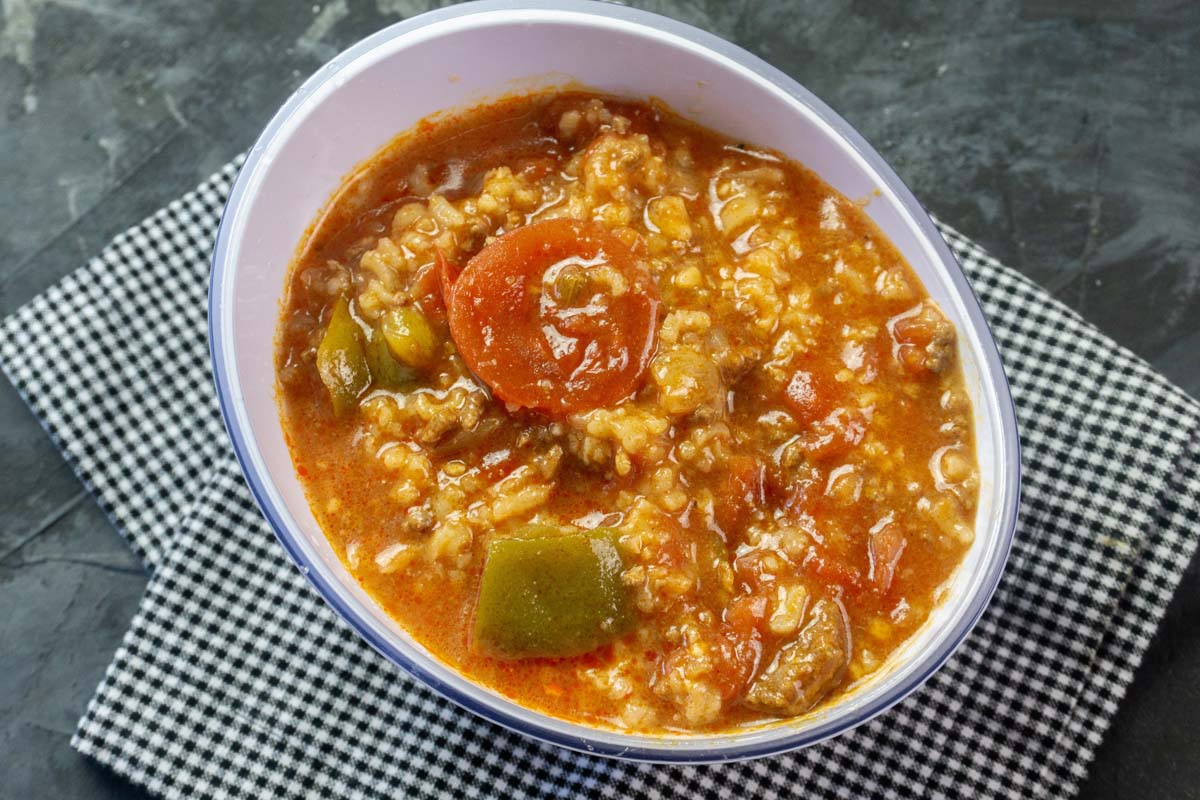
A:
2;1;1198;797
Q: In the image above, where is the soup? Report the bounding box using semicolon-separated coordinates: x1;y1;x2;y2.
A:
276;91;978;733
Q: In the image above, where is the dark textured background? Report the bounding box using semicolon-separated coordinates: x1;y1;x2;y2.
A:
1;1;1197;797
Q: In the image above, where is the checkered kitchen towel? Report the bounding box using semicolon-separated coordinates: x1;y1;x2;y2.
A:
2;159;1199;800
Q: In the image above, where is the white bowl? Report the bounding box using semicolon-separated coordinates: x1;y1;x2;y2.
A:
209;0;1020;762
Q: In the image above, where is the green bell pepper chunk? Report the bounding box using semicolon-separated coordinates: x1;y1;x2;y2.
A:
380;305;438;369
474;526;632;659
316;297;371;415
366;324;419;390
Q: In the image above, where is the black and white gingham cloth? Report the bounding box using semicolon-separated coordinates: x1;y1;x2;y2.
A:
2;160;1198;800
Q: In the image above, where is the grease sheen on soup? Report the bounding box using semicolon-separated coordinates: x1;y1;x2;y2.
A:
276;91;979;733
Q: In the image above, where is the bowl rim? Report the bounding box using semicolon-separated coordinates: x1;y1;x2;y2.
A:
208;0;1021;763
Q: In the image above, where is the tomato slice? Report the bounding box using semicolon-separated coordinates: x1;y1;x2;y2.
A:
446;218;661;414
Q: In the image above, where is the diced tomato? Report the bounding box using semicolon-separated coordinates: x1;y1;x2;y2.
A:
715;632;763;702
889;303;954;377
804;408;867;462
715;455;766;538
892;315;935;347
412;261;448;323
714;594;766;700
783;367;837;426
868;523;907;594
436;249;461;304
726;592;768;631
446;219;661;414
803;548;864;595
